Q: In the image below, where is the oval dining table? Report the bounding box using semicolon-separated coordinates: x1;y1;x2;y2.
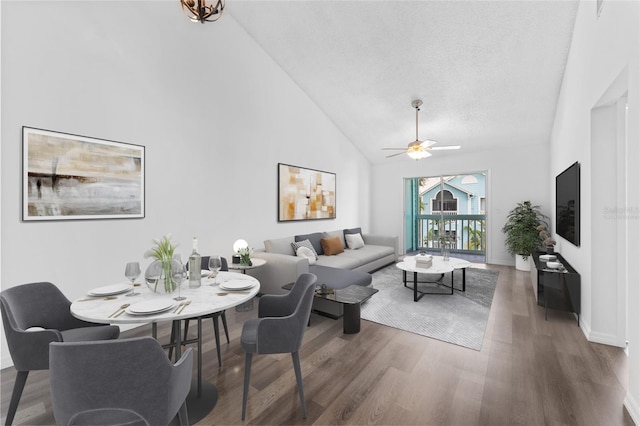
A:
70;271;260;425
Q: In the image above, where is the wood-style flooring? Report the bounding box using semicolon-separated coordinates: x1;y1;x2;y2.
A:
1;264;634;425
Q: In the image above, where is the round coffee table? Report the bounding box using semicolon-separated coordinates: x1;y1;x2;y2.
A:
396;256;454;301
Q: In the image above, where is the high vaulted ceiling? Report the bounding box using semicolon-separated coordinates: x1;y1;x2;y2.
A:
228;1;579;164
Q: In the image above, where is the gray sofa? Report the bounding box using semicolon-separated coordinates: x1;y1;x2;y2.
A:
246;228;398;296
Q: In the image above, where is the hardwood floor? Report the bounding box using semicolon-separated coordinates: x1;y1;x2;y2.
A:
1;264;634;425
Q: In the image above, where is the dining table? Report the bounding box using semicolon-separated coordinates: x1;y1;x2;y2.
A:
70;271;260;424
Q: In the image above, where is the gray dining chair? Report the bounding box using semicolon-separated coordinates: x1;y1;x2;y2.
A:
0;281;120;426
49;336;193;426
241;272;317;420
172;256;230;366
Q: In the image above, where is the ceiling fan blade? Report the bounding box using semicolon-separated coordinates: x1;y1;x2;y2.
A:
419;139;438;147
381;147;409;150
385;151;407;158
431;145;461;150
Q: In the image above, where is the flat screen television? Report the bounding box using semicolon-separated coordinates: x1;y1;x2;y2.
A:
556;162;580;247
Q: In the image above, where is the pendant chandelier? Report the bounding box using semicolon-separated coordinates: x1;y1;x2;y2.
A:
180;0;225;23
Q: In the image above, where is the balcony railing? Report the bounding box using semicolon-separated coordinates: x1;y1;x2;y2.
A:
416;214;486;255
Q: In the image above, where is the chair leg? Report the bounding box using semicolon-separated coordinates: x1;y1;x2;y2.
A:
6;370;28;426
220;311;230;343
177;400;189;426
168;323;176;359
242;353;253;421
212;316;222;367
291;352;307;419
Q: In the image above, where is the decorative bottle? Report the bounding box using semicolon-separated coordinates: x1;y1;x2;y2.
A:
188;237;202;288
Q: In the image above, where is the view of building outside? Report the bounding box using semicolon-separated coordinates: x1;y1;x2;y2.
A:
406;173;486;258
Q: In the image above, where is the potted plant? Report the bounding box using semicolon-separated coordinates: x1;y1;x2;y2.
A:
502;201;548;271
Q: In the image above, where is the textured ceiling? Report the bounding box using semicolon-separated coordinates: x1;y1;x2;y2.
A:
228;1;579;164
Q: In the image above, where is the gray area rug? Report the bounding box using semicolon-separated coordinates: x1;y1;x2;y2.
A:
361;264;499;351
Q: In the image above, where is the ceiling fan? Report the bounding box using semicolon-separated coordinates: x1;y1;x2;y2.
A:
383;100;460;160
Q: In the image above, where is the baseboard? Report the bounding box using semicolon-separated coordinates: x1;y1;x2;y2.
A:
585;328;625;347
624;392;640;425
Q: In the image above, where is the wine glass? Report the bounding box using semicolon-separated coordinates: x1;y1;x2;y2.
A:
208;256;222;284
124;262;141;297
172;260;187;301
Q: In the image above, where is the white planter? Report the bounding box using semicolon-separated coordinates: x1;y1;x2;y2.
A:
515;254;531;271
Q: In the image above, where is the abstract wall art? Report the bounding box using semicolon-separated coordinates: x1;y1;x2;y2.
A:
22;127;145;221
278;163;336;222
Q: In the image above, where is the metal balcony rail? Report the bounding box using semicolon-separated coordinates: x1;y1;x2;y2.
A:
416;214;486;254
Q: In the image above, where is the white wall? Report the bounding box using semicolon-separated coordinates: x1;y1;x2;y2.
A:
0;1;371;368
371;144;551;266
549;0;640;422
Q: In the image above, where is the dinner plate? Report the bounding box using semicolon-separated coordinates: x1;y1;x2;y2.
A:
88;283;133;296
219;280;256;291
127;299;177;315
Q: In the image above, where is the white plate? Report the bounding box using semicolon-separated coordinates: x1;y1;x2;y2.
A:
127;299;177;315
219;281;256;291
201;270;210;277
540;254;557;261
88;283;133;296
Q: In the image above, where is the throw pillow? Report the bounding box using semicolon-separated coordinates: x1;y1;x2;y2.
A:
291;239;318;259
321;236;345;256
295;232;324;255
296;246;317;265
343;227;362;240
322;230;346;249
345;232;365;250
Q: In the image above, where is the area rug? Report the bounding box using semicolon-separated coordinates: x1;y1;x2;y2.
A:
361;264;499;351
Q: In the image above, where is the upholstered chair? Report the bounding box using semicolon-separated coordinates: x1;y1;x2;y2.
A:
241;272;317;420
49;336;193;426
0;281;120;426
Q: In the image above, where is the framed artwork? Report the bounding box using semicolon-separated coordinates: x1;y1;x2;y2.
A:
22;127;145;221
278;163;336;222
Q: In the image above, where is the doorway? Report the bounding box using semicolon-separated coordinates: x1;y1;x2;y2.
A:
404;172;487;263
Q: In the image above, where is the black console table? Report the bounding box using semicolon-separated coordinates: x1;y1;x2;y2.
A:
531;251;581;324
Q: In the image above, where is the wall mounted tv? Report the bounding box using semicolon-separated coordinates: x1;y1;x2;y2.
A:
556;161;580;247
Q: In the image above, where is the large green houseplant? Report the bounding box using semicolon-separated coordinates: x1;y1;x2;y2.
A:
502;201;548;270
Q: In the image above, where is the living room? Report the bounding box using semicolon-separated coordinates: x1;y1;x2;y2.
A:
1;0;639;425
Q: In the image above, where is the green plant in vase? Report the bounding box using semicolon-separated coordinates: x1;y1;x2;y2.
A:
144;234;178;293
237;246;253;266
502;201;548;262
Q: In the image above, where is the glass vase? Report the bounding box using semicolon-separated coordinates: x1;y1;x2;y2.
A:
144;259;179;294
240;255;252;266
442;242;450;261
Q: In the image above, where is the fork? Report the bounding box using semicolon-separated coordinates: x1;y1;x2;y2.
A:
176;300;191;314
108;303;130;318
77;296;118;302
172;301;186;314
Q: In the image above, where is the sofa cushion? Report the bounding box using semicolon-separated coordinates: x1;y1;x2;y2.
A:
322;230;346;249
264;236;295;256
315;254;360;269
295;232;324;255
345;232;365;249
295;246;317;265
341;244;395;265
291;239;318;259
321;237;345;256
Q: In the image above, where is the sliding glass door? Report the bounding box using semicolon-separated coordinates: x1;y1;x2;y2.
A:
404;172;487;262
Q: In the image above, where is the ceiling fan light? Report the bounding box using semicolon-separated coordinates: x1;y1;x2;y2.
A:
407;150;431;160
